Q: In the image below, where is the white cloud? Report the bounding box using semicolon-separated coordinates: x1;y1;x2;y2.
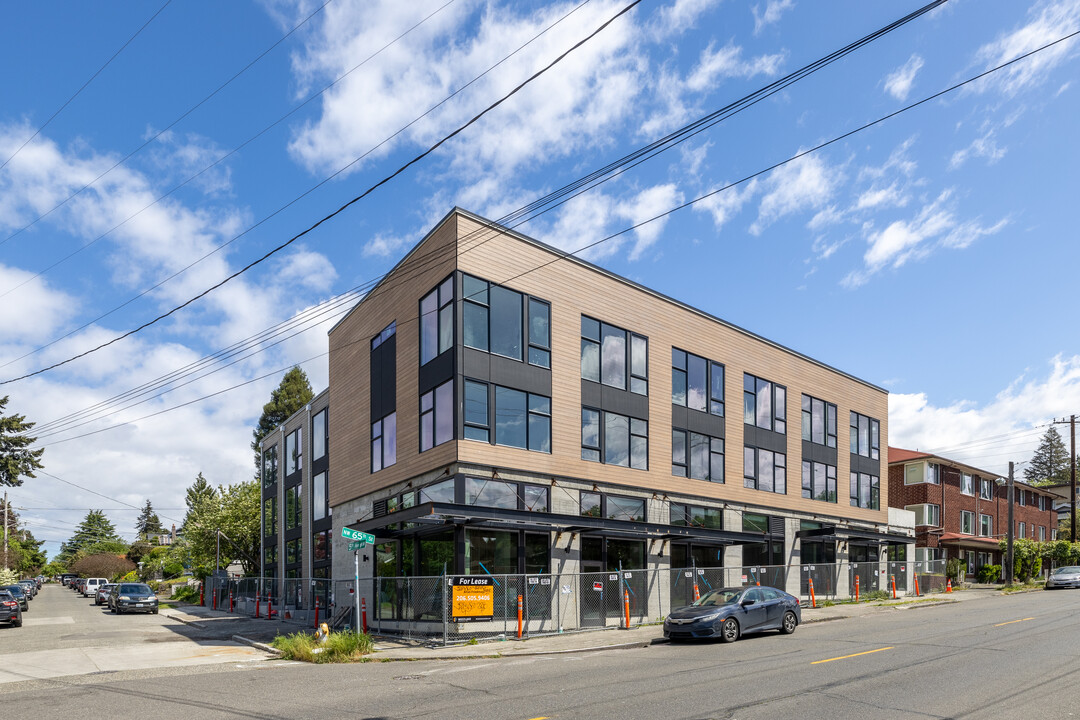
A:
651;0;724;38
684;43;785;92
883;54;925;101
842;190;1006;287
693;178;758;231
750;153;841;235
971;0;1080;96
890;355;1080;477
0;265;75;344
143;129;233;196
752;0;794;34
949;131;1008;169
273;246;339;292
620;184;684;260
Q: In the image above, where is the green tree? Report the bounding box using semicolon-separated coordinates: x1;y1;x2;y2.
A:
251;366;313;471
1025;427;1072;486
181;472;217;534
57;510;123;565
0;395;44;487
182;480;260;578
135;499;163;540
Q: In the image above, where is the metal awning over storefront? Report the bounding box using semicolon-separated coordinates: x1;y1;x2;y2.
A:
797;524;913;546
349;501;767;545
936;532;1001;552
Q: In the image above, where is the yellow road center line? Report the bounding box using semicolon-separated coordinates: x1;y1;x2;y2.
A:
527;717;551;720
812;647;894;665
994;617;1034;627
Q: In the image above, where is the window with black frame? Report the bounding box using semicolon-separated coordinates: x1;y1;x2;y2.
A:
581;316;647;394
582;407;647;469
420;277;454;365
801;394;836;447
743;447;786;494
672;348;723;415
671;428;724;482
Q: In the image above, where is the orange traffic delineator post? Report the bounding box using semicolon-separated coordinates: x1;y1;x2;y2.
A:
624;590;631;629
255;594;260;619
199;584;204;606
855;574;860;602
229;591;234;613
914;573;921;597
809;577;816;608
267;595;273;619
361;597;368;634
890;575;897;600
693;583;700;601
516;595;523;639
212;589;218;611
946;578;953;593
314;597;320;629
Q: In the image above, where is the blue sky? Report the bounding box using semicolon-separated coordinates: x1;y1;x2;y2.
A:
1;0;1078;552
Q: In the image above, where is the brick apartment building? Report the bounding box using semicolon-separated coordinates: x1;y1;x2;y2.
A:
888;447;1056;577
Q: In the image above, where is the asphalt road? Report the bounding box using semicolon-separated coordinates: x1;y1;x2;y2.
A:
0;583;269;684
3;587;1080;718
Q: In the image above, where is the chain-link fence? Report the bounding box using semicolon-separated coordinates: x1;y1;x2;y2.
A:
200;560;950;644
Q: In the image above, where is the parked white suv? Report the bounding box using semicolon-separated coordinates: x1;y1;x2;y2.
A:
82;578;107;598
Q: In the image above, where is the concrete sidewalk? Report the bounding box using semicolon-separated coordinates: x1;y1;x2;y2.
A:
164;587;997;662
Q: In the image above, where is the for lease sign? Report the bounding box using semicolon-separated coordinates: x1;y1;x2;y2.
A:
451;576;494;622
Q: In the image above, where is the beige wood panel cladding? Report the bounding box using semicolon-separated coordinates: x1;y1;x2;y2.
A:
327;214;461;507
454;213;889;524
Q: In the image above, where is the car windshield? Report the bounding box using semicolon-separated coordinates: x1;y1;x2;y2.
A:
692;589;742;607
4;586;24;596
119;584;152;594
1054;566;1080;574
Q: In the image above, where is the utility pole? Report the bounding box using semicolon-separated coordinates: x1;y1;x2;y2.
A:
3;490;7;571
1071;415;1076;542
1006;461;1015;586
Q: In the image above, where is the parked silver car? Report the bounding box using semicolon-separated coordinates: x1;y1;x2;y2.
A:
1046;566;1080;589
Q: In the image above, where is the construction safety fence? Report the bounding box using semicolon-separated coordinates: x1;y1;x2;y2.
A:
201;560;948;644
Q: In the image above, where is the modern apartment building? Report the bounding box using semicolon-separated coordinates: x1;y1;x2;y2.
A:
888;447;1056;576
311;207;909;604
259;388;331;586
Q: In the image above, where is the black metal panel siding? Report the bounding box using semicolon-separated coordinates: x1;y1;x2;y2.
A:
743;425;787;454
802;441;838;467
579;380;649;419
672;405;726;438
851;454;881;476
418;347;455;395
369;334;397;420
462;348;552;396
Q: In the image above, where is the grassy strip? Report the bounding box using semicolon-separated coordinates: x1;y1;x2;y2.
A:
270;631;375;663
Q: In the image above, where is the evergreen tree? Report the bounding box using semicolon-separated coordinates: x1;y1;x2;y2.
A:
1025;427;1072;486
0;395;44;487
251;366;313;471
135;499;163;540
57;510;123;564
181;472;217;533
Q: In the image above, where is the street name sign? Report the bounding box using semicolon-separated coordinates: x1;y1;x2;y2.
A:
341;528;375;544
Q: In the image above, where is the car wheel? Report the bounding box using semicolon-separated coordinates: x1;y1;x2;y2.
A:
12;615;21;628
780;611;797;634
111;606;116;613
719;617;740;643
152;608;158;614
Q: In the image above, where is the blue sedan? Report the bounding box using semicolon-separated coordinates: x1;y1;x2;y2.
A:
664;586;801;643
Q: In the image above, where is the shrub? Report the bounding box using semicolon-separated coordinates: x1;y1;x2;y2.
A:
69;553;136;580
976;565;1001;583
863;589;889;602
270;631;374;663
172;585;200;602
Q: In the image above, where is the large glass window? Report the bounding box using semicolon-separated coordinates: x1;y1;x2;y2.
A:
285;428;302;475
262;446;278;489
582;407;647;469
606;495;645;522
419;478;455;504
905;503;940;526
672;349;724;415
466;529;518;575
850;411;880;459
263;497;276;537
466;477;519;509
371;412;397;472
464;380;489;442
312;409;327;462
313;471;327;521
743;447;786;494
671;428;724;482
489;286;523;360
743;374;786;433
850;472;880;510
420;277;454;365
800;395;836;447
905;461;939;485
528;299;551;368
581;316;647;395
801;460;837;502
420;381;453;452
286;539;302;565
523;484;548;512
463;275;550;366
464;381;551;453
285;484;302;530
580;491;601;517
670;503;722;529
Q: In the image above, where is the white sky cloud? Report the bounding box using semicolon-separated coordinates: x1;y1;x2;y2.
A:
883;54;925;101
752;0;794;34
949;131;1008;169
0;264;74;343
750;152;841;235
971;0;1080;95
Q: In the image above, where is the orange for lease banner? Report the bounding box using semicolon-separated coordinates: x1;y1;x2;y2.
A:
451;576;494;622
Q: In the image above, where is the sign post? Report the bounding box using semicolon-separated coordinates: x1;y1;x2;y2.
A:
354;547;360;635
341;529;374;635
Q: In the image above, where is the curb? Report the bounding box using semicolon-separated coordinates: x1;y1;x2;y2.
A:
373;639;653;661
159;610;206;629
232;635;283;657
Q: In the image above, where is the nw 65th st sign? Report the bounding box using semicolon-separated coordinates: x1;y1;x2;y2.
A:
341;528;375;545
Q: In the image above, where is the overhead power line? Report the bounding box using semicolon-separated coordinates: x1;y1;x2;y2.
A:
29;21;1073;451
0;1;172;175
0;0;643;387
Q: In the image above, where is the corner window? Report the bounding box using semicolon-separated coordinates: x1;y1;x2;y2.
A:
849;472;880;510
800;394;836;447
849;411;880;460
420;277;454;365
801;461;837;503
581;316;647;395
905;462;939;485
743;447;786;494
312;409;327;462
671;428;724;482
371;412;397;472
672;349;724;416
419;478;455;504
743;374;786;433
905;503;940;527
464;274;550;367
582;407;647;469
420;380;453;451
